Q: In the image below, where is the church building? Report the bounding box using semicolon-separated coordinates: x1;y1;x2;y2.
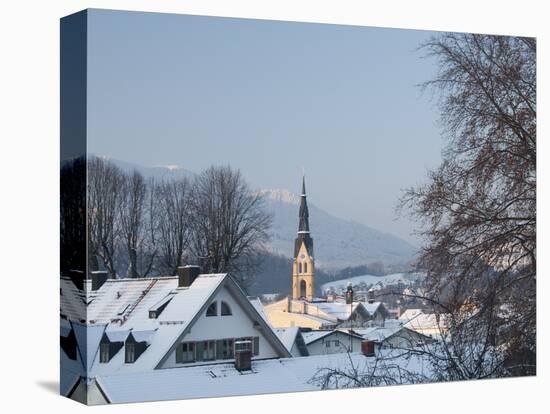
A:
292;176;315;301
264;176;387;330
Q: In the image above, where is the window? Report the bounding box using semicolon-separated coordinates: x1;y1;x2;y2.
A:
216;339;234;359
326;341;331;348
206;301;217;317
195;340;215;361
221;301;232;316
304;262;308;273
125;342;135;363
298;262;302;273
100;343;110;363
202;340;216;361
176;342;195;363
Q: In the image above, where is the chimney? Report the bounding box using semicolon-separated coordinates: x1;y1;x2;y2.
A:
367;288;375;304
68;269;85;290
90;270;110;291
361;340;376;357
234;340;252;371
177;265;201;288
345;282;354;304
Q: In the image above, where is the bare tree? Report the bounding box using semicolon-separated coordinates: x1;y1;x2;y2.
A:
400;33;536;376
188;166;272;289
60;156;87;274
156;178;192;275
87;156;123;277
118;171;157;278
310;348;430;390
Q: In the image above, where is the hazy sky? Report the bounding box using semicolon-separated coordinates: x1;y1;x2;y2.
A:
87;9;444;245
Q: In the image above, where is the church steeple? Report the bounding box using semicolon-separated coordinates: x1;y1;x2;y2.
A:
298;175;310;233
292;175;315;301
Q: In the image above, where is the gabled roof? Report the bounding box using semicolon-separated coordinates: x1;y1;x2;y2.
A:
61;273;291;380
302;329;364;346
274;327;300;351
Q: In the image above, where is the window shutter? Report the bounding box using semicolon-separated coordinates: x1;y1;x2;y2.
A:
253;337;260;355
176;343;183;363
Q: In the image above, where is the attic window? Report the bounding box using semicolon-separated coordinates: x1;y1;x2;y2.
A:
206;301;218;317
149;295;174;319
221;301;232;316
100;343;110;363
125;342;136;363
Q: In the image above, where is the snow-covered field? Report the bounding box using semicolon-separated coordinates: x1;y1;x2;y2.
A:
321;272;424;294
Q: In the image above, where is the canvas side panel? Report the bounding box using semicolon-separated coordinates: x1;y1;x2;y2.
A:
60;10;89;405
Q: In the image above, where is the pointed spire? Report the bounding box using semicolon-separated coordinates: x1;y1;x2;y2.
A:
298;175;310;233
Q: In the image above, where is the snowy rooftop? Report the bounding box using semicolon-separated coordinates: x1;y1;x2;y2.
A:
274;327;300;352
96;350;433;403
399;309;449;330
61;272;291;385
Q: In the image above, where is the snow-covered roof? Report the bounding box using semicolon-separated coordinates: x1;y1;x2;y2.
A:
60;277;96;322
249;297;272;327
61;273;291;381
352;326;406;342
96;350;433;403
302;329;363;345
302;330;333;345
309;300;384;321
274;327;300;352
399;308;424;322
400;309;448;328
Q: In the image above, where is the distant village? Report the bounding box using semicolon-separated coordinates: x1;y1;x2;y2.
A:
60;177;448;404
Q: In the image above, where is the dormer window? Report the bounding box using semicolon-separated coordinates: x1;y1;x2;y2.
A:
124;333;148;364
206;301;218;317
99;333;124;364
100;342;110;363
125;342;135;363
221;301;232;316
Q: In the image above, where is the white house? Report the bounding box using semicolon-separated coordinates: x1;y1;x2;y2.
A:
60;266;291;405
399;309;449;338
274;327;310;357
302;329;365;355
353;322;433;350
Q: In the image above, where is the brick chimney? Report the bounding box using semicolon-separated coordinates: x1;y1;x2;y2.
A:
234;340;252;371
361;340;376;357
177;265;201;288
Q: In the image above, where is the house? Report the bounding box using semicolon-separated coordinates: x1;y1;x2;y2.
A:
84;350;434;404
353;321;434;350
60;266;291;404
265;297;388;329
302;329;365;355
274;327;310;357
399;309;449;338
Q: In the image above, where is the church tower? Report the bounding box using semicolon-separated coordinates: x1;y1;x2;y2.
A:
292;176;315;301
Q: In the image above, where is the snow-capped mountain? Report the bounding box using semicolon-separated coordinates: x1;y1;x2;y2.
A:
102;157;196;181
260;189;418;270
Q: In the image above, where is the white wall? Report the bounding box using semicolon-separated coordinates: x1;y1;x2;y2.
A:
307;332;363;355
160;287;280;368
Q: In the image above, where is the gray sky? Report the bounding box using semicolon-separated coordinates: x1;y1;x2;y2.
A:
87;9;443;245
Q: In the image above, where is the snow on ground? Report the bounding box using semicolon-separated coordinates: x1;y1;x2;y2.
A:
321;272;425;294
